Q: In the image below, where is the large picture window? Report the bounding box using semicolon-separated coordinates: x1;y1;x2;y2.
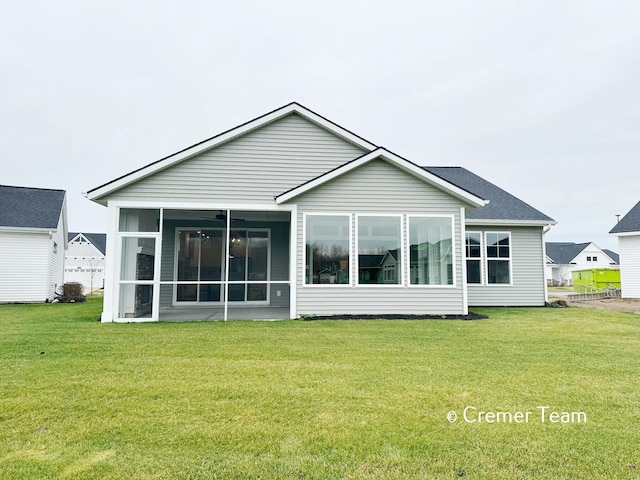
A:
465;232;482;284
409;216;454;285
486;232;511;284
357;216;402;285
305;215;350;284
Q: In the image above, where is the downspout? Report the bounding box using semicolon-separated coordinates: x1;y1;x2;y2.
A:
460;207;468;315
542;224;552;304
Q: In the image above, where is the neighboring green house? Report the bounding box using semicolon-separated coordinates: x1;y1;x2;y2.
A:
572;268;621;293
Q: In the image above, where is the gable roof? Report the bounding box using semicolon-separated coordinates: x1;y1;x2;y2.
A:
276;148;486;207
424;167;556;225
85;102;554;226
0;185;66;230
86;102;378;202
610;200;640;235
545;242;591;264
545;242;618;265
68;232;107;255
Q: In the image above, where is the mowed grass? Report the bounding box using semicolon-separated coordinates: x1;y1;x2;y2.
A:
1;299;639;479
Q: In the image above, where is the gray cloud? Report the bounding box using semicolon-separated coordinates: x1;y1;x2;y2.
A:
2;0;638;251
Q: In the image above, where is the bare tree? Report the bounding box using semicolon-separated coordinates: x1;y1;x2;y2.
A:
84;257;104;295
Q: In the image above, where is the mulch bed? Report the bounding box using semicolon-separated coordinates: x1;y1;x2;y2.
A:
303;312;488;321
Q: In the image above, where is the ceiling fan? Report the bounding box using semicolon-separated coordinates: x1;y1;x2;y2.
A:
215;212;245;222
215;210;245;222
192;210;246;222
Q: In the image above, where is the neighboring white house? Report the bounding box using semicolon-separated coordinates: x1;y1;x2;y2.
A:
85;102;556;322
610;201;640;298
0;185;67;303
545;242;619;286
64;232;106;293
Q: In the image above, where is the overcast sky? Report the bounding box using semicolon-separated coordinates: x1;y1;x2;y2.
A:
2;1;639;251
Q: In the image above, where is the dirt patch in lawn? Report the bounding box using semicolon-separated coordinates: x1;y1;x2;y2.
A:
552;295;640;314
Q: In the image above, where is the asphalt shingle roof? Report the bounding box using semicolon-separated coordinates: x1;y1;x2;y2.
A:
545;242;619;265
545;242;591;264
422;167;555;223
0;185;66;229
68;232;107;255
603;249;620;264
610;201;640;234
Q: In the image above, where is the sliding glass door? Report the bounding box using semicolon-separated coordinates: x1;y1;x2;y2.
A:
175;228;269;304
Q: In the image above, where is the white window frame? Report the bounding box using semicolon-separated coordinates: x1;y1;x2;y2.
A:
355;213;404;287
406;214;457;288
465;231;483;286
485;231;512;286
302;213;352;287
116;231;162;321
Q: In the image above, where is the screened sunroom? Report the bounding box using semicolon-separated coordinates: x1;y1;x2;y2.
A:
113;207;292;321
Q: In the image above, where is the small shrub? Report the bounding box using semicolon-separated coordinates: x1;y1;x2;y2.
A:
56;283;86;303
547;299;569;308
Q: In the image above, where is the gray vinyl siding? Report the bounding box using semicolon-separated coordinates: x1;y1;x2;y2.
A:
467;225;546;306
159;219;290;308
107;113;368;204
291;159;469;316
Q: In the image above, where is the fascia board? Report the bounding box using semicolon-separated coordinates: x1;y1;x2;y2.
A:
0;226;52;234
276;148;486;207
465;219;558;227
610;231;640;237
86;103;377;202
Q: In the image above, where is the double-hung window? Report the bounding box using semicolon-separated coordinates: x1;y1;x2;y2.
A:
465;232;482;284
486;232;511;284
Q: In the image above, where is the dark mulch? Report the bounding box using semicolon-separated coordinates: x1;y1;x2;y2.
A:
302;312;488;321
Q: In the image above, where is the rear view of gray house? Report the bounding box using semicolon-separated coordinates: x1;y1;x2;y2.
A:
85;103;555;322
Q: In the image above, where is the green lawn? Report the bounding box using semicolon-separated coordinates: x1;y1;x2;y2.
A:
1;299;639;479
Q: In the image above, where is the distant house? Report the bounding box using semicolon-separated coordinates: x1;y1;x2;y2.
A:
64;233;106;293
545;242;619;286
85;102;556;322
0;185;67;302
610;201;640;298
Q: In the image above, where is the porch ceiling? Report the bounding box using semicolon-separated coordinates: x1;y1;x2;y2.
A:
162;209;290;222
